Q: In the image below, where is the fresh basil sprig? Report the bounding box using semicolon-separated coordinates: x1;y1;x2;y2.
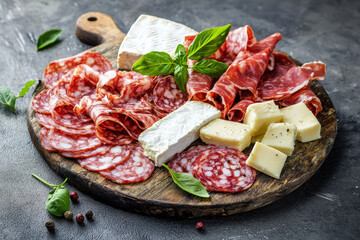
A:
131;25;231;93
32;174;70;217
162;164;210;198
0;80;37;112
36;29;63;51
187;24;231;60
192;59;229;78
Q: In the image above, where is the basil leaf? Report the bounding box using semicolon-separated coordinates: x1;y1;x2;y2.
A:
192;59;228;78
174;44;187;66
188;24;231;60
174;65;188;93
0;87;16;112
36;29;63;51
17;80;37;98
132;51;175;76
162;164;209;198
46;186;70;217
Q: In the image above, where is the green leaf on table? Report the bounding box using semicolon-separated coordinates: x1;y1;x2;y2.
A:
0;87;16;112
17;80;37;98
162;164;210;198
174;44;188;66
174;64;188;93
187;24;231;60
192;59;229;78
132;51;175;76
36;29;63;51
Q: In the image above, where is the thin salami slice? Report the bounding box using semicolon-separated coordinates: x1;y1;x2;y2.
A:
168;145;220;175
77;145;132;171
43;51;112;88
153;75;188;113
193;147;256;192
60;144;111;159
32;89;51;114
47;129;102;153
40;128;57;152
99;145;155;184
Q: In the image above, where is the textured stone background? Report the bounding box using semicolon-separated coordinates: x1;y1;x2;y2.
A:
0;0;359;239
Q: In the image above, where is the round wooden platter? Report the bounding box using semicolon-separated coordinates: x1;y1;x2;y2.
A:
27;12;337;218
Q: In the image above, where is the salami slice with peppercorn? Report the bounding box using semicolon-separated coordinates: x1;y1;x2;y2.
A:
99;144;155;183
193;147;256;192
77;144;132;171
43;51;112;88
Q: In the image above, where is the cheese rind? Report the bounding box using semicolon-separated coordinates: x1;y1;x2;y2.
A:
280;102;321;142
261;123;297;156
138;101;221;166
200;119;251;151
243;100;283;136
117;15;198;70
246;142;287;179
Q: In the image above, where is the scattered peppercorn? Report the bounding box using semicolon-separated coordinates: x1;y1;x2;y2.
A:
69;192;79;201
85;210;94;220
45;220;55;231
64;211;73;220
196;221;205;231
76;214;85;224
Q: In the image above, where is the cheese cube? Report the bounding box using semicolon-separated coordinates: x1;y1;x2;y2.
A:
280;102;321;142
243;101;283;136
117;15;198;70
138;101;221;166
246;142;287;179
200;119;251;151
261;123;297;156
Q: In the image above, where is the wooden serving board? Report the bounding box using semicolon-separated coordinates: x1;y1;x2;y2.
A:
27;12;337;218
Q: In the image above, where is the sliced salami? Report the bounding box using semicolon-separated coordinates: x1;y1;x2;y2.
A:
47;129;102;153
153;75;188;113
60;144;111;159
193;147;256;192
99;144;155;183
32;89;51;114
168;145;219;175
227;96;257;122
40;128;57;152
43;51;112;88
77;144;132;171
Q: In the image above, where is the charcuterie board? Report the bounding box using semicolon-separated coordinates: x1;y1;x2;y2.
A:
27;12;337;218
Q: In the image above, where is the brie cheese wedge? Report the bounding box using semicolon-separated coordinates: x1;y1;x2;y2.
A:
138;101;221;167
117;15;198;70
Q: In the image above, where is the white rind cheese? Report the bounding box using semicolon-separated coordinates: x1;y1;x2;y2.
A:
280;102;321;142
200;119;251;151
261;123;297;156
117;15;198;70
138;101;221;166
246;142;287;179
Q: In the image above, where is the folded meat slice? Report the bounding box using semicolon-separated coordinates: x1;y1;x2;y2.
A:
227;91;257;122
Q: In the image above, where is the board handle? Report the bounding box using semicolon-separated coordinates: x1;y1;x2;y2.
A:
75;12;126;46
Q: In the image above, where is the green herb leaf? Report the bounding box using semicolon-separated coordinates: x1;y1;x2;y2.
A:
174;44;188;66
132;51;175;76
192;59;229;78
174;65;188;93
36;29;63;51
46;186;70;217
162;164;210;198
32;174;70;216
17;80;37;98
188;24;231;60
0;87;16;112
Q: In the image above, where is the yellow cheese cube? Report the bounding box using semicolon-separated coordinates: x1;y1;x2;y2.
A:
200;119;251;151
261;123;297;156
246;142;287;179
280;102;321;142
243;100;283;136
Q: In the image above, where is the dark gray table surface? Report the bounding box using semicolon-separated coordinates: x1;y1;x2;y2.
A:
0;0;359;239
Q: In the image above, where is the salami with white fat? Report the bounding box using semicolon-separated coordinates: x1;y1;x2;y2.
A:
193;147;256;192
60;144;111;159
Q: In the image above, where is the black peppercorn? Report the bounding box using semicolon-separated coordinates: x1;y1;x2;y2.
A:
85;210;94;220
45;220;55;231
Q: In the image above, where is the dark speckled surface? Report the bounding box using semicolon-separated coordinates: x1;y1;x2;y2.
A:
0;0;359;239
